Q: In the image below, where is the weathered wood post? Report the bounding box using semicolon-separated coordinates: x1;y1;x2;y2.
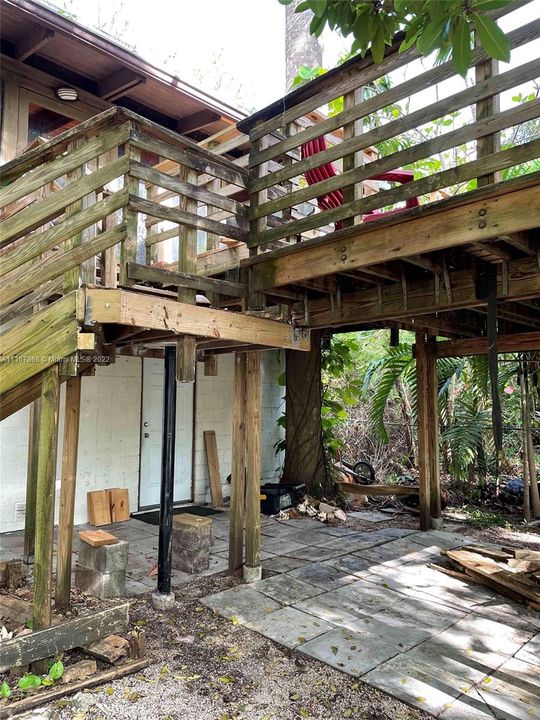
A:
415;334;441;531
23;399;41;564
55;375;82;610
426;338;441;528
32;364;61;670
415;334;431;531
229;353;247;574
243;351;261;582
177;165;198;383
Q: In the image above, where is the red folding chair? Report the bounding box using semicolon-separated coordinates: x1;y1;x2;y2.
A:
301;136;419;228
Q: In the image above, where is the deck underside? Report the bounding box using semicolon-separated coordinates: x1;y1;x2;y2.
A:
242;172;540;338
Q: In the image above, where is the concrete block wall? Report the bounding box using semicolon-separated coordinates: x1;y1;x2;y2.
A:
0;351;285;533
0;356;142;534
193;351;285;504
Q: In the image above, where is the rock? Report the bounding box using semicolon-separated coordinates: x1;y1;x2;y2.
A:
61;659;97;684
84;635;129;663
71;691;98;712
335;508;347;522
319;502;338;515
151;591;176;611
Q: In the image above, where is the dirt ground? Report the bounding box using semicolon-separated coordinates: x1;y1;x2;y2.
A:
3;513;539;720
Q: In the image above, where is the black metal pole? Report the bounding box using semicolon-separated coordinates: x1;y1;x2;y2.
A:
157;345;176;595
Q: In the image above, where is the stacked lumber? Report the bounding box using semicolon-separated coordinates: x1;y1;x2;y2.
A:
441;545;540;611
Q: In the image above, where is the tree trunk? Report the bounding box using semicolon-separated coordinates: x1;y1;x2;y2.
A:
285;0;323;90
282;331;329;495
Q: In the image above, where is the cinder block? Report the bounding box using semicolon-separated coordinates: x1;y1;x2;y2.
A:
78;540;129;573
75;565;126;599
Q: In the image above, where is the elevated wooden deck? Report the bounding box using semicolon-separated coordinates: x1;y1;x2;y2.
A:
235;8;540;340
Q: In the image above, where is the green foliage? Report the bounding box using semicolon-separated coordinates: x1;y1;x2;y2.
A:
14;661;64;694
0;682;10;699
458;505;511;529
321;335;363;460
280;0;512;76
17;674;42;692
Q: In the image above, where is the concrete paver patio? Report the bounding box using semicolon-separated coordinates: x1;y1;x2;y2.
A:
202;516;540;719
2;510;539;717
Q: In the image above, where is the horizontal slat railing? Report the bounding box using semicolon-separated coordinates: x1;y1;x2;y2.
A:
0;106;251;322
240;10;540;251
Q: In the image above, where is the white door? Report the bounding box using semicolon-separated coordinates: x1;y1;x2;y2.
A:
139;358;194;508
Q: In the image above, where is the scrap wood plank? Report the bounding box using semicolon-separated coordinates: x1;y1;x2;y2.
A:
502;547;540;561
445;549;540;605
0;658;149;720
78;529;118;547
0;603;129;671
336;482;419;496
203;430;223;507
109;488;130;523
87;490;111;526
461;545;514;562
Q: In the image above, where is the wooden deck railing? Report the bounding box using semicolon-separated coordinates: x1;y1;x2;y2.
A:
0;106;249;319
238;8;540;253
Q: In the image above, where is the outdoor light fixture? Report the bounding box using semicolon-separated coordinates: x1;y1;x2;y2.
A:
56;87;78;101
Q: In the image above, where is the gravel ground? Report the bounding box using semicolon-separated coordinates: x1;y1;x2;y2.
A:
30;572;429;720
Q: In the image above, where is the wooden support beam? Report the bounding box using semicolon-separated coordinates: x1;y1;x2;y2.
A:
177;110;221;134
246;175;540;291
15;28;54;61
243;352;261;582
83;288;310;350
55;376;82;611
98;68;146;101
291;256;540;331
436;331;540;357
32;364;61;669
229;353;246;574
177;165;198;382
23;399;41;564
415;335;431;532
426;339;441;524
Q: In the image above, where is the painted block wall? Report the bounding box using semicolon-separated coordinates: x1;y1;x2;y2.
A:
0;356;142;534
0;351;285;534
193;351;285;504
